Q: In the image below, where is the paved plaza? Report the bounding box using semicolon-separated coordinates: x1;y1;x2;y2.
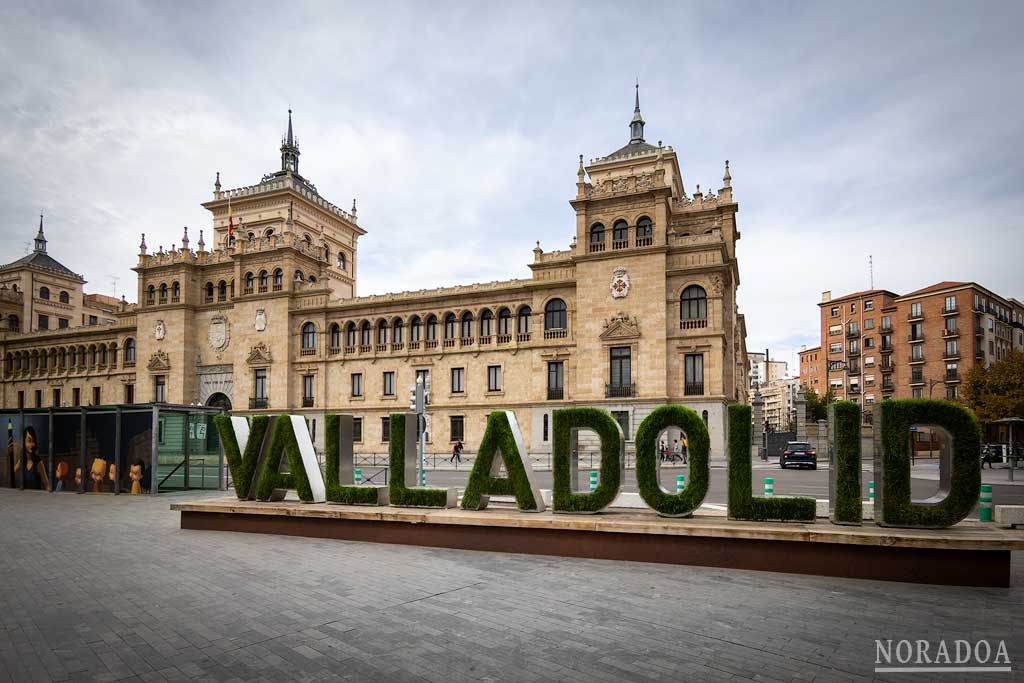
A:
0;489;1020;682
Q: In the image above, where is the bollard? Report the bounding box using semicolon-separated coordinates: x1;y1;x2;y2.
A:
764;477;774;498
868;480;875;502
589;470;598;492
354;468;363;485
980;484;993;522
676;474;686;493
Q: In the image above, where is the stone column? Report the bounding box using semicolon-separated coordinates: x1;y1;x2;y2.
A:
751;391;765;460
795;391;807;441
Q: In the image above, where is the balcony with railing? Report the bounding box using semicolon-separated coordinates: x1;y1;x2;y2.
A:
635;234;653;247
910;373;925;386
879;343;893;354
942;326;959;338
478;335;492;345
544;328;568;339
909;353;925;364
249;397;268;409
302;397;314;408
975;324;984;336
612;239;628;250
359;344;372;353
847;364;861;376
300;347;316;356
605;383;636;398
588;239;606;253
496;334;512;344
443;338;455;348
547;387;564;400
459;337;474;347
391;342;404;352
908;333;924;343
516;333;531;342
880;361;894;373
975;349;985;361
880;322;893;332
945;370;960;383
908;309;924;321
942;304;958;315
881;381;894;392
328;346;340;355
846;327;860;339
680;318;708;330
848;385;861;394
847;347;861;357
684;381;705;396
943;350;961;361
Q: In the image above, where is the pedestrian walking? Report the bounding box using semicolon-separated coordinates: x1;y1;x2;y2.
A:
982;445;994;469
671;439;681;463
659;440;667;462
450;440;463;465
681;435;689;465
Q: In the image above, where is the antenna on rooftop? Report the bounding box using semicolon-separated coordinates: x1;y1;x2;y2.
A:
108;275;119;299
869;255;874;290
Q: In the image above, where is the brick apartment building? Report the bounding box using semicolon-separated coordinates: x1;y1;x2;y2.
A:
808;282;1024;418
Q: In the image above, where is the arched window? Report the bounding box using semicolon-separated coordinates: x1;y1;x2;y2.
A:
78;346;86;366
636;216;653;244
612;220;628;245
124;338;136;363
264;228;274;238
589;223;605;251
218;281;227;301
338;252;346;270
8;314;19;332
205;282;214;301
245;272;255;292
517;306;531;335
308;275;317;284
444;313;457;339
294;270;304;282
171;281;180;301
59;291;70;304
393;318;404;344
39;286;50;300
497;308;512;336
329;323;341;349
377;320;388;345
480;309;494;337
681;285;708;320
90;345;97;366
100;346;108;365
360;321;371;346
409;316;422;342
158;283;168;303
460;312;473;339
426;315;438;341
346;322;357;347
301;322;317;350
258;270;269;290
147;285;155;304
273;269;283;290
247;231;256;242
544;299;567;330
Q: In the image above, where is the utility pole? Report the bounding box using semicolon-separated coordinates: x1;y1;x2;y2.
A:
408;375;430;485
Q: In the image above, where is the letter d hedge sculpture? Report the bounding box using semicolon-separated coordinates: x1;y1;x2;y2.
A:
873;399;981;528
552;408;623;513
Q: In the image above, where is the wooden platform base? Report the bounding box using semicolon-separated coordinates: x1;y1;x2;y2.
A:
171;499;1024;587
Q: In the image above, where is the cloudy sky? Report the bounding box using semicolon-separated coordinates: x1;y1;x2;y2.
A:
2;1;1022;372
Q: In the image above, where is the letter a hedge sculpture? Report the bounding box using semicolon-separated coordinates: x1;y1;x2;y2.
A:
461;411;544;512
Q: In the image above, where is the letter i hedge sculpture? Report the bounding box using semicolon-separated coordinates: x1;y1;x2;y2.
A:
727;404;815;522
325;414;387;505
552;407;623;513
829;401;862;525
634;405;709;517
462;410;544;512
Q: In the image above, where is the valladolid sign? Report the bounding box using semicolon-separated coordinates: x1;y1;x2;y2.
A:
214;398;983;529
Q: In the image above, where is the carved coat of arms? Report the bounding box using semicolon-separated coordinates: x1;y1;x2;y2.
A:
610;267;630;299
208;315;230;352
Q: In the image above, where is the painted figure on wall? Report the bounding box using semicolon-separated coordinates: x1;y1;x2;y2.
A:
54;461;69;492
73;466;82;490
89;457;107;493
129;460;147;495
108;462;117;491
19;426;49;491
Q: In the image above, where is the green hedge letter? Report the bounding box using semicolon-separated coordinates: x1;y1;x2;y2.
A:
874;399;981;528
254;415;320;502
388;413;457;508
462;411;544;512
634;405;709;517
213;414;269;500
324;414;388;505
552;408;623;514
727;405;815;522
828;401;862;525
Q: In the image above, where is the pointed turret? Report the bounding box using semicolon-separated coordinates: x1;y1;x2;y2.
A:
723;160;731;188
181;226;190;250
34;213;47;253
280;109;300;174
139;233;147;256
197;229;205;252
629;81;645;143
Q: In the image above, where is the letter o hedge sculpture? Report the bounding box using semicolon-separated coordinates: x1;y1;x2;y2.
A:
634;405;709;517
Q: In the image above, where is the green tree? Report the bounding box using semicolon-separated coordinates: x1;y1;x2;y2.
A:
963;350;1024;423
803;387;835;422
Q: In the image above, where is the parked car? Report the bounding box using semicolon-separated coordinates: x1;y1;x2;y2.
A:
780;442;817;469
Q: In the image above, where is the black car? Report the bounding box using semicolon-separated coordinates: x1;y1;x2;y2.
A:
780;442;817;469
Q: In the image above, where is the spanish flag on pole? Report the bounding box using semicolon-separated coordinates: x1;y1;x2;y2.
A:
227;196;235;238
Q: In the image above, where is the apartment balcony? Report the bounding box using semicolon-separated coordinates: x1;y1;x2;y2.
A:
544;328;568;340
945;371;960;383
943;351;961;361
879;344;893;354
547;387;564;400
344;345;355;354
847;348;861;357
376;343;388;352
908;334;924;343
942;327;959;338
847;365;861;376
975;350;985;361
425;340;439;349
459;337;474;347
909;376;925;387
516;333;531;342
478;336;492;345
908;310;924;322
300;347;316;356
496;334;512;345
846;328;860;339
880;322;893;333
680;318;708;330
605;383;636;398
909;354;925;364
941;305;958;316
684;382;705;396
391;342;404;352
848;385;861;394
881;383;895;392
880;363;894;373
249;397;269;409
359;344;372;353
975;325;984;336
443;339;456;348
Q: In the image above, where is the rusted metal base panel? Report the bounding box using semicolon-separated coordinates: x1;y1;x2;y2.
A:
180;510;1011;587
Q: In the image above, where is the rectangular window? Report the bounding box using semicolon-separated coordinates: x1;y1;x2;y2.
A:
450;416;465;442
72;388;80;407
865;300;874;311
944;295;956;312
88;315;98;325
52;388;61;407
611;410;630;440
882;315;892;329
945;340;958;357
684;353;704;395
416;369;429;387
155;375;166;402
303;374;314;402
381;416;390;443
609;346;631;387
946;386;958;400
58;318;69;329
547;362;564;390
910;322;923;340
848;340;859;354
542;413;549;442
911;302;922;317
864;337;874;348
830;306;839;317
829;342;842;353
451;367;465;393
382;371;395;396
35;390;43;408
92;386;100;406
351;373;363;397
352;417;363;442
850;303;856;313
828;324;842;336
912;387;923;399
946;317;957;332
487;365;502;392
253;369;267;400
911;345;923;360
124;384;134;404
17;391;24;409
38;314;49;330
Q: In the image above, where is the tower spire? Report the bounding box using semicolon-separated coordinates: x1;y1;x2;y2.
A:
629;80;645;144
34;213;47;253
287;108;294;146
280;109;300;174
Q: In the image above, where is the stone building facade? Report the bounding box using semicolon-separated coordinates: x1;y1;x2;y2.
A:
0;97;751;456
